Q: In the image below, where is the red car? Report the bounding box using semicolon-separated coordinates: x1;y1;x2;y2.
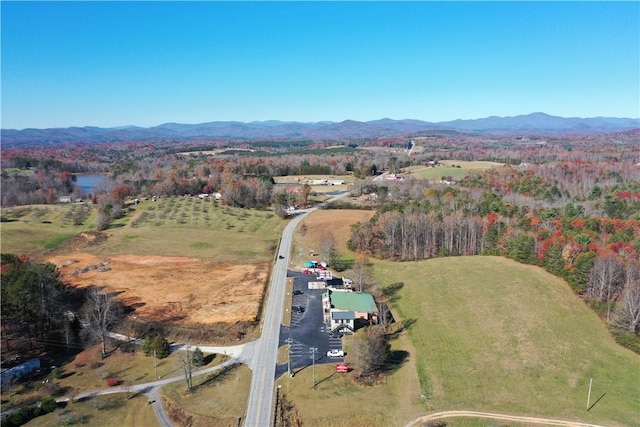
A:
302;268;313;274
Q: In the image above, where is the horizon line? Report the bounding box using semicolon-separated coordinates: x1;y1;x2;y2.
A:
3;112;640;131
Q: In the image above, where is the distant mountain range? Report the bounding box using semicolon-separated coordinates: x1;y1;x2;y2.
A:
2;113;638;147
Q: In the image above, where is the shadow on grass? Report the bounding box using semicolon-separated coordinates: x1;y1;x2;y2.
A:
384;350;409;375
59;371;76;379
191;364;238;392
387;318;417;340
128;385;152;399
203;354;217;365
588;393;606;411
314;371;337;387
383;282;404;303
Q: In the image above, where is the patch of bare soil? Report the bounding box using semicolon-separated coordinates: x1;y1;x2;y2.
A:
47;253;268;325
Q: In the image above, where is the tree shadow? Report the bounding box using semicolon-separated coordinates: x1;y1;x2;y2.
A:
203;354;217;365
192;364;237;392
314;371;337;387
588;393;606;411
383;350;409;375
383;282;404;303
111;366;132;377
387;318;417;340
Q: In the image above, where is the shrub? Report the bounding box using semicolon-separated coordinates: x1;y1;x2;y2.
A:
106;378;119;387
6;411;25;426
614;331;640;354
40;397;57;413
50;367;62;379
40;382;64;397
119;341;136;354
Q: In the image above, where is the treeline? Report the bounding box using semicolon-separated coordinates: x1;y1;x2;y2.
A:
0;170;82;207
348;184;640;346
0;254;75;351
0;148;368;208
1;255;130;362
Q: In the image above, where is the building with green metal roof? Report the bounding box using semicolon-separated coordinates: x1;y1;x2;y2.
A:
330;291;376;313
326;291;378;333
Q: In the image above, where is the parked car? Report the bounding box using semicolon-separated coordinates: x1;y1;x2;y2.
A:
302;269;313;275
292;305;305;313
327;349;344;357
293;289;303;295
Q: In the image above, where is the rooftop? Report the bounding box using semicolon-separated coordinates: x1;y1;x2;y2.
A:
330;292;376;313
332;311;356;320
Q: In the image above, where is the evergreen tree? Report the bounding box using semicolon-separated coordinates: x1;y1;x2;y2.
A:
152;335;170;359
192;346;205;367
568;252;596;293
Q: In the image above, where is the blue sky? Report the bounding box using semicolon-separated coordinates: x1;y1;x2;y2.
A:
2;1;639;129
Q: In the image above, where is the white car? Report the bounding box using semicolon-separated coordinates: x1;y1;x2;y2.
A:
327;349;344;357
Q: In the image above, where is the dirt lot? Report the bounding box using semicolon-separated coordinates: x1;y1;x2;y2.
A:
47;253;269;325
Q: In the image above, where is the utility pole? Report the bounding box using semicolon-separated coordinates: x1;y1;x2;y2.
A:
587;377;593;410
285;338;294;377
310;347;318;390
153;349;158;379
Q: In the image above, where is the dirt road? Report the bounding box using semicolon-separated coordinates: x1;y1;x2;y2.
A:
405;410;605;427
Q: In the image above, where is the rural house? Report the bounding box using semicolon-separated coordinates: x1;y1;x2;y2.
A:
323;290;377;333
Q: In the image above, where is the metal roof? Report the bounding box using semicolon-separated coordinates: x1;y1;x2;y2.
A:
330;292;376;313
332;311;356;320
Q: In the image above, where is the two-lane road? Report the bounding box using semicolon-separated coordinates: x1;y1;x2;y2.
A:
244;193;348;427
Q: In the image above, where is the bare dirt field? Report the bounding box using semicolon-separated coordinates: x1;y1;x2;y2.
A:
47;253;269;325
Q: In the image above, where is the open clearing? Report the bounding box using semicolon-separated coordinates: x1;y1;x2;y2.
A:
292;209;375;259
47;253;268;325
404;160;505;180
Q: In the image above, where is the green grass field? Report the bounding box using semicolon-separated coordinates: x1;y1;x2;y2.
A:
25;393;159;427
1;197;284;262
374;256;639;426
405;160;504;181
160;363;250;426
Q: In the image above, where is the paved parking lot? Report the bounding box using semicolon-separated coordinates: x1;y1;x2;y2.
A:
276;270;345;378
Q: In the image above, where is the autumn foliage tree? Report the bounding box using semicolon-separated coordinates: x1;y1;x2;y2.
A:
347;325;390;380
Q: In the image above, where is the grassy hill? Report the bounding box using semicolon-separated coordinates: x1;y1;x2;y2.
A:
374;256;639;426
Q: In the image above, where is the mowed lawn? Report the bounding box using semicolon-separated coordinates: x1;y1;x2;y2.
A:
374;256;639;426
